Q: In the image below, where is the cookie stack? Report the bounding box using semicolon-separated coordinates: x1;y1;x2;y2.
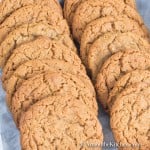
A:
0;0;103;149
64;0;150;149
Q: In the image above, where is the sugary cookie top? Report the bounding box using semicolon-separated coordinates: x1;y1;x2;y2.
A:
0;4;63;43
108;70;150;110
72;0;144;42
80;15;148;66
20;95;103;150
0;21;69;68
4;59;86;108
12;72;97;125
87;32;150;79
0;0;62;24
2;35;78;86
111;83;150;150
96;49;150;109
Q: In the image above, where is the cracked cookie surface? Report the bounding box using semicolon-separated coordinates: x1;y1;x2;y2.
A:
0;4;63;44
12;72;97;125
80;15;148;66
124;0;136;8
2;36;77;87
0;0;62;24
95;49;150;110
64;0;83;26
5;59;86;108
0;21;69;68
110;83;150;150
20;95;103;150
72;0;145;42
108;70;150;111
64;0;136;27
87;32;150;79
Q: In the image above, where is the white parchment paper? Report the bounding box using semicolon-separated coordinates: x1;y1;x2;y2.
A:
0;0;150;150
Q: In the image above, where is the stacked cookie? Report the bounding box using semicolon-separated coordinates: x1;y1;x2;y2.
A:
64;0;150;149
0;0;103;149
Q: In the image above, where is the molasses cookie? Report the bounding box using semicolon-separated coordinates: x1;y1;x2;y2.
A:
87;32;150;79
72;0;145;42
0;0;62;24
64;0;83;26
5;59;86;107
12;72;97;125
0;21;69;68
64;0;136;26
80;16;148;66
124;0;136;8
20;95;103;150
2;36;77;87
111;83;150;150
95;49;150;110
108;70;150;111
0;4;64;44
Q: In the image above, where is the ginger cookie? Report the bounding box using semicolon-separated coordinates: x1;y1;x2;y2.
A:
0;4;64;44
124;0;136;8
2;36;78;89
80;15;149;66
95;49;150;110
123;0;136;9
11;72;97;125
64;0;136;27
72;0;145;42
88;32;150;79
64;0;83;26
110;83;150;150
0;21;69;68
20;95;103;150
0;0;62;24
108;70;150;111
5;59;86;107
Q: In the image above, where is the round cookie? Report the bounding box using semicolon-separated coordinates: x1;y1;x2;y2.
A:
0;0;62;24
11;72;97;125
0;4;64;44
80;15;148;66
0;21;70;68
110;83;150;150
64;0;136;27
64;0;83;26
88;32;150;79
108;70;150;111
124;0;136;8
72;0;145;42
2;36;78;89
5;59;86;107
20;95;103;150
95;49;150;110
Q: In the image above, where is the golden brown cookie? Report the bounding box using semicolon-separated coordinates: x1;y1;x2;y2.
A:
0;4;64;44
0;21;69;68
64;0;136;26
80;15;149;66
111;83;150;150
108;70;150;111
2;36;77;87
0;0;62;24
124;0;136;8
64;0;83;26
5;59;86;107
11;72;97;125
72;0;145;42
95;49;150;110
20;95;103;150
87;32;150;79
